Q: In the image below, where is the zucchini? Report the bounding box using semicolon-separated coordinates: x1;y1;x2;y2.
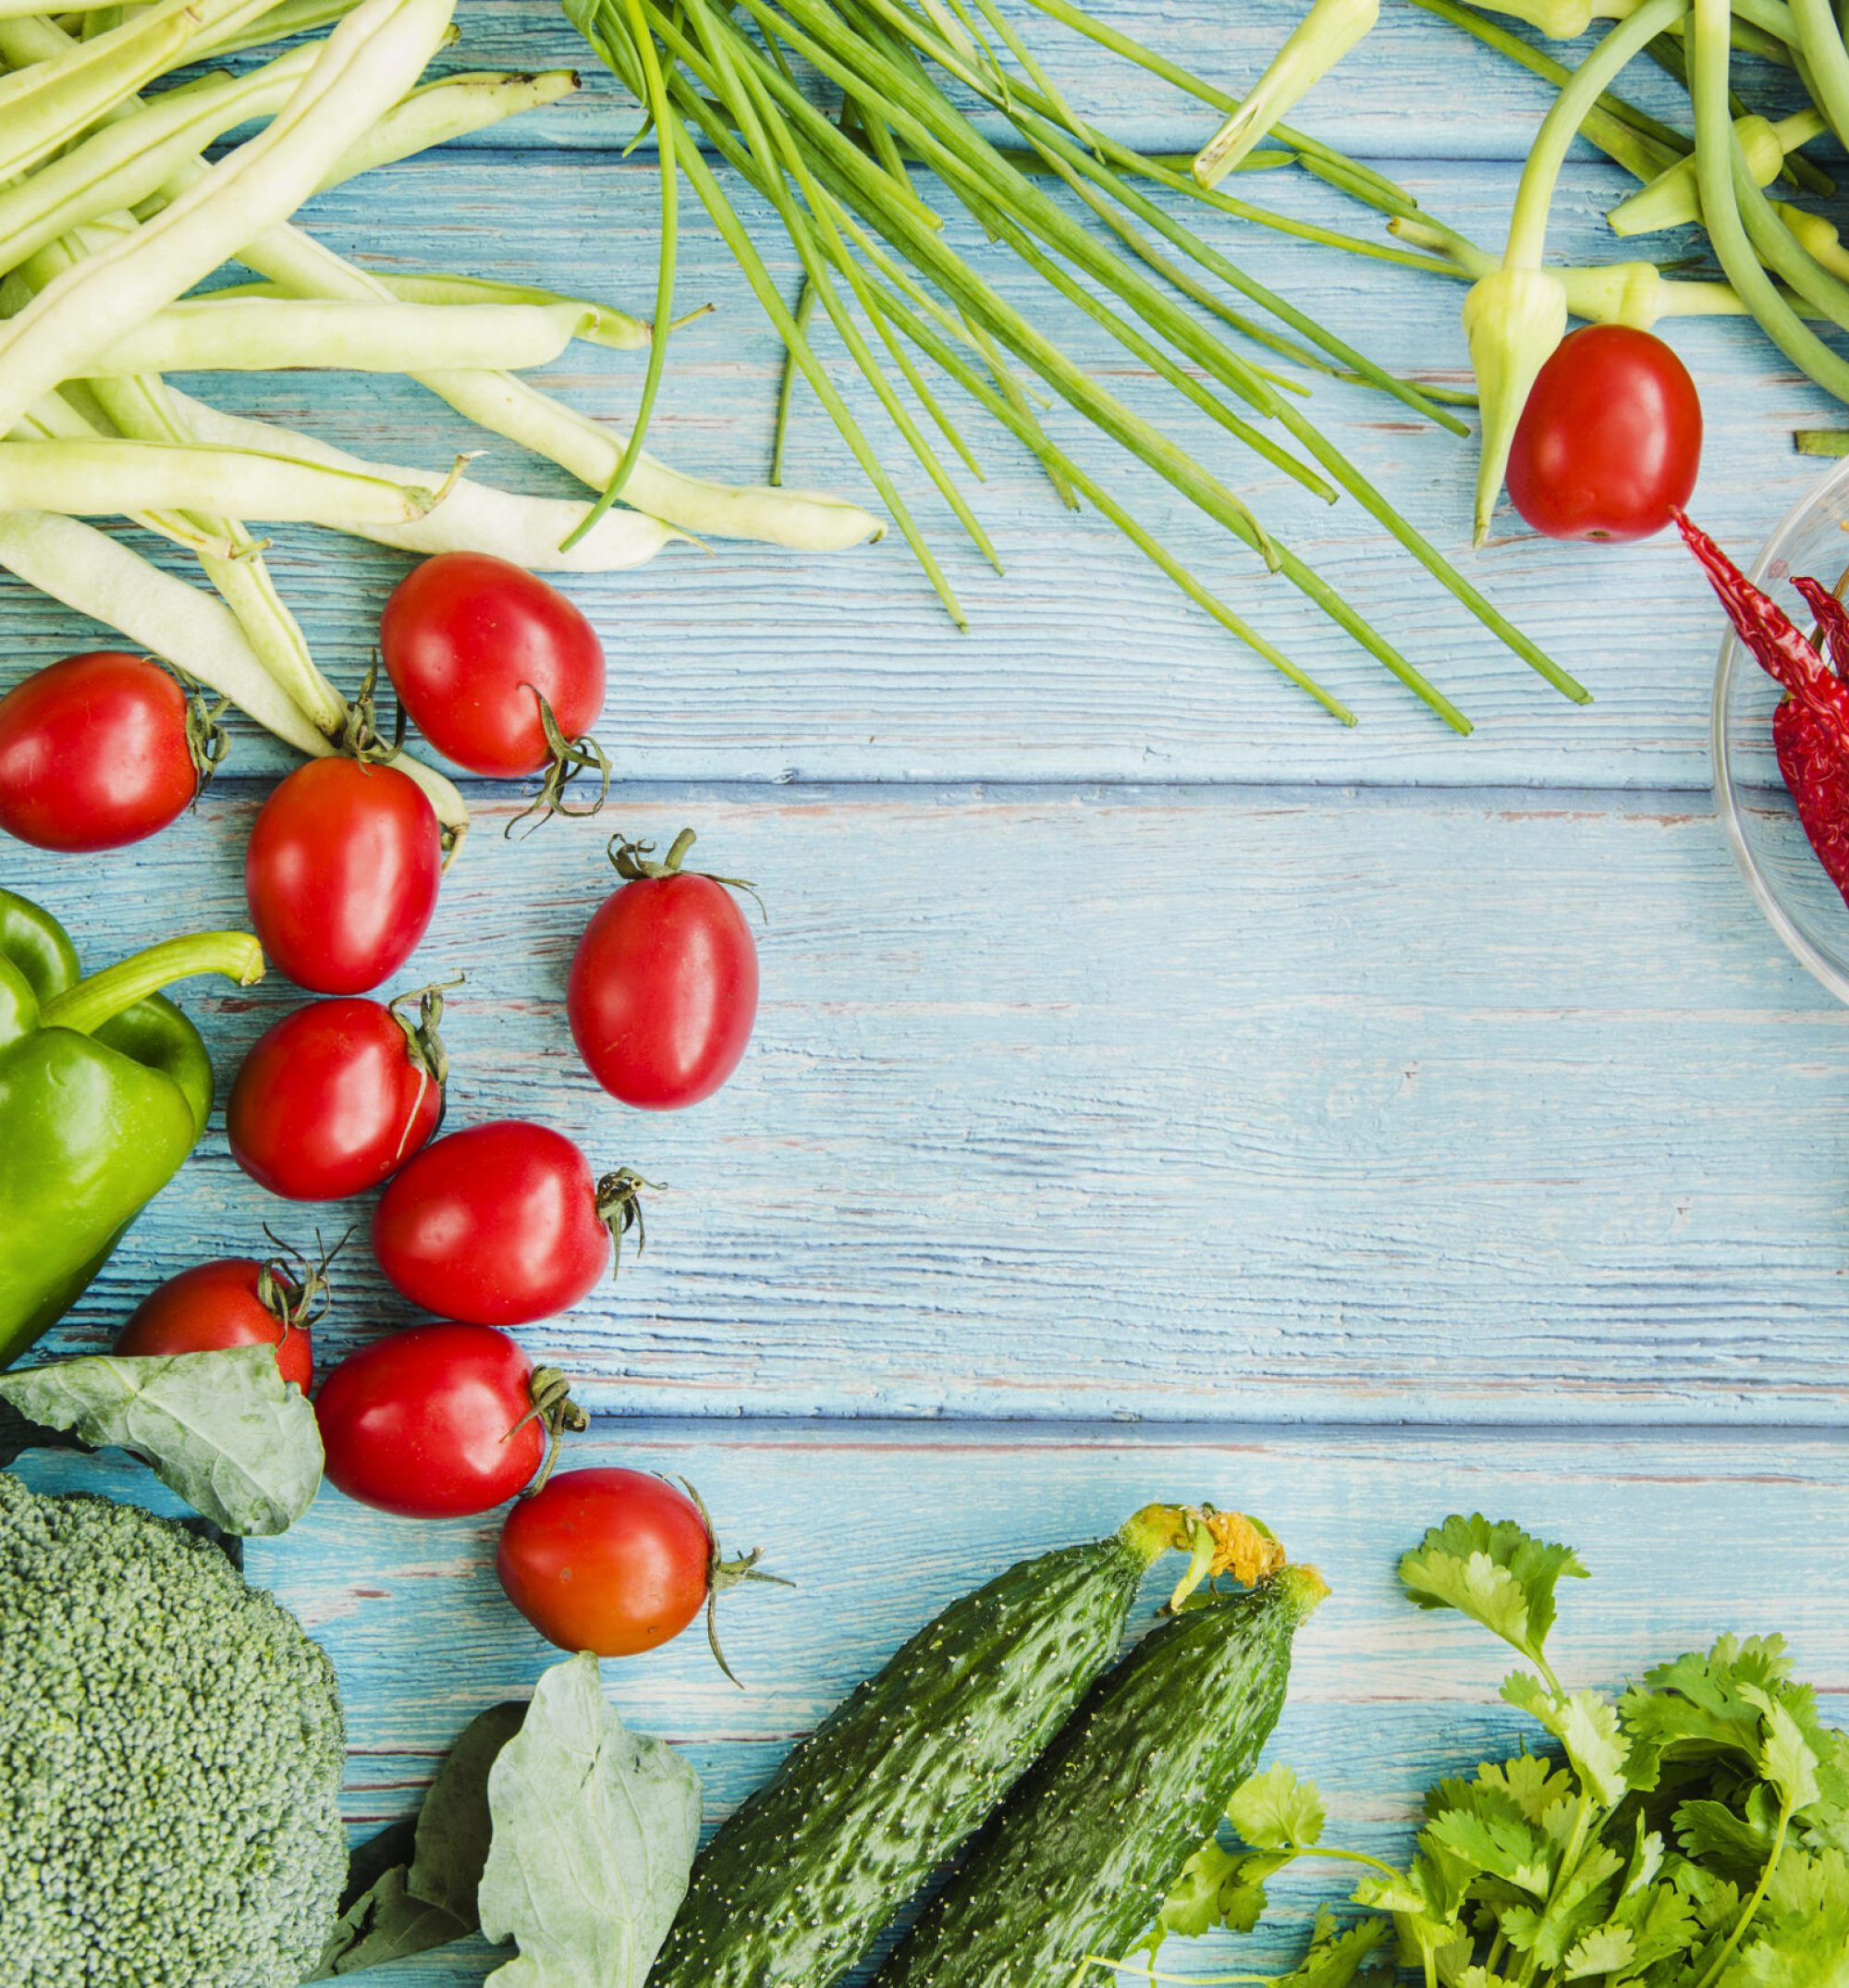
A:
649;1505;1188;1988
871;1562;1329;1988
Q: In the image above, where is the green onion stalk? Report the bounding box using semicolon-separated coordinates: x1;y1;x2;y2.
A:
1193;0;1378;189
564;0;1586;730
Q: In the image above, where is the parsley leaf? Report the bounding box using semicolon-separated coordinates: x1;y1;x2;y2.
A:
1560;1923;1632;1978
1733;1850;1849;1986
1478;1752;1576;1827
1274;1911;1389;1988
1750;1693;1823;1817
1674;1790;1781;1882
1228;1767;1327;1852
1153;1839;1270;1942
1420;1780;1552;1896
1399;1516;1586;1679
1500;1674;1629;1809
1622;1638;1798;1791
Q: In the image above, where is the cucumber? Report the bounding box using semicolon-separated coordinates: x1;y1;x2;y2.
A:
871;1562;1329;1988
649;1506;1185;1988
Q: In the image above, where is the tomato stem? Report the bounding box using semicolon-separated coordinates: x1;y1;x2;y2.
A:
606;827;768;921
680;1475;791;1688
506;688;612;840
337;658;410;764
169;661;233;804
508;1366;590;1494
256;1223;352;1344
386;975;459;1150
593;1166;662;1279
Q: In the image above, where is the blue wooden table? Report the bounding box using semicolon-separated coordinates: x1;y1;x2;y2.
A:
9;0;1849;1977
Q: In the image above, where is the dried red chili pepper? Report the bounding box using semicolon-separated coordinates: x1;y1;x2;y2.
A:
1791;574;1849;683
1674;507;1849;905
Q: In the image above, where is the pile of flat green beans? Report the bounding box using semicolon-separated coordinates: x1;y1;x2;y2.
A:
566;0;1592;733
0;0;882;853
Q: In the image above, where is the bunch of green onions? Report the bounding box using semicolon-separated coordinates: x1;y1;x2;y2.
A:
565;0;1590;732
0;0;883;854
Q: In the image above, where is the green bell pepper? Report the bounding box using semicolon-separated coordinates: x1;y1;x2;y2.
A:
0;889;263;1368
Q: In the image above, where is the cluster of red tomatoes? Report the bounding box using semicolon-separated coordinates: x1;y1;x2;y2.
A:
0;553;768;1668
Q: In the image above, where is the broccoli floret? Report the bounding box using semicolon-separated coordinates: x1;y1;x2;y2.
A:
0;1471;347;1986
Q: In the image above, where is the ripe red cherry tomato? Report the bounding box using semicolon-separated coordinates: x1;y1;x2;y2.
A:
1506;325;1702;543
372;1121;643;1326
0;652;221;852
115;1253;322;1393
380;554;606;779
227;984;448;1201
245;756;442;994
315;1322;579;1518
568;829;759;1110
497;1469;729;1659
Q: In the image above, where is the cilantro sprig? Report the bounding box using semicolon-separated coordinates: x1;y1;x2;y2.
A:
1090;1515;1848;1988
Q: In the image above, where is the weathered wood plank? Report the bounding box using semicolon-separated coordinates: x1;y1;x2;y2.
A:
16;784;1848;1425
14;1418;1845;1984
0;148;1831;791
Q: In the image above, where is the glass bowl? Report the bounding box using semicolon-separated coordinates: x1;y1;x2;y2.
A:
1712;454;1849;1004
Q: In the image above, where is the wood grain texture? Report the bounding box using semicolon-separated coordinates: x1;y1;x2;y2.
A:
17;784;1849;1425
15;1419;1847;1985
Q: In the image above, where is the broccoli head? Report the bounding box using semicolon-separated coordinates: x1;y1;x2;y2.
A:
0;1471;348;1986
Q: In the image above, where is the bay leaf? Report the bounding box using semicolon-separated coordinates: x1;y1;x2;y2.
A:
0;1344;321;1534
479;1652;701;1988
311;1859;471;1977
410;1700;527;1921
306;1700;528;1980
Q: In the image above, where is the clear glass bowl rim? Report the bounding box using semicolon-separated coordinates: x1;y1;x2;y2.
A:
1709;451;1849;1007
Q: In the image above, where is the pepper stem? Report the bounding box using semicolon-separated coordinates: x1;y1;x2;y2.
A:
41;931;264;1037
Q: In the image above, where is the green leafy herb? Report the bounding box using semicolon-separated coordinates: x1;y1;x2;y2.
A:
1228;1765;1327;1851
0;1344;321;1534
479;1651;701;1988
1103;1515;1849;1988
1399;1513;1586;1686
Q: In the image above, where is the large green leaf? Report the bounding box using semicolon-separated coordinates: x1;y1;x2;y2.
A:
0;1344;321;1534
480;1653;700;1988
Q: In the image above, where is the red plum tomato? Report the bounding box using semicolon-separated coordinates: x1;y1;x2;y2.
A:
379;554;606;777
371;1120;620;1326
1506;325;1701;543
245;756;442;994
496;1468;716;1657
0;652;213;852
568;833;758;1110
227;990;447;1201
115;1257;316;1393
314;1322;552;1518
